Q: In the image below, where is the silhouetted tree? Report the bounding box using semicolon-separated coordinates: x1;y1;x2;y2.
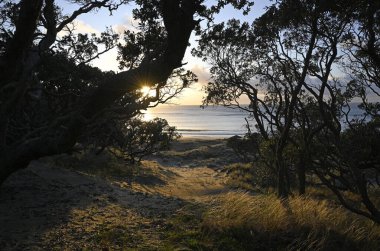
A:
196;0;326;197
196;0;380;223
102;118;180;164
0;0;254;185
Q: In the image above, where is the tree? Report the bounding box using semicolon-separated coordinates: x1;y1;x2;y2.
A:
0;0;254;185
196;0;380;223
195;0;325;197
96;118;180;164
340;0;380;118
309;0;380;224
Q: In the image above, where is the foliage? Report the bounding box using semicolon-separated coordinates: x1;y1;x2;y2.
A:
81;116;180;164
226;133;260;162
224;162;276;192
195;0;380;223
97;118;180;164
340;119;380;172
0;0;255;185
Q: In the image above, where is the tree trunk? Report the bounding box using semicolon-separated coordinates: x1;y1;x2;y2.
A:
277;156;288;198
297;154;306;195
0;165;13;186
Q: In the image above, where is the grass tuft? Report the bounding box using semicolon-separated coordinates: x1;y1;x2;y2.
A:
202;191;380;250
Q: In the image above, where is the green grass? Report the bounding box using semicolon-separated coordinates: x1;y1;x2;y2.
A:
161;204;210;250
92;224;147;250
73;191;380;250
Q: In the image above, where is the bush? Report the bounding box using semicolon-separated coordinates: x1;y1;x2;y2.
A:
224;163;276;192
113;118;180;163
226;133;260;162
83;117;180;163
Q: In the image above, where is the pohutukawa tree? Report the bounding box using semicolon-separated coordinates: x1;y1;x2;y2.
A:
0;0;254;185
196;0;380;223
195;0;327;198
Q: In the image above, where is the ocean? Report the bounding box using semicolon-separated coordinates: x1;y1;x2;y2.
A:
141;104;366;138
142;105;250;138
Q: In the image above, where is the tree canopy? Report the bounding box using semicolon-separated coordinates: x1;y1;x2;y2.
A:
196;0;380;223
0;0;253;184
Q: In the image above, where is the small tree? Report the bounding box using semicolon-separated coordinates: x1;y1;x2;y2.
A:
226;133;260;163
195;1;322;197
99;118;180;164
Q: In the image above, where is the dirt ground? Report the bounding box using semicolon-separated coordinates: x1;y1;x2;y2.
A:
0;138;239;250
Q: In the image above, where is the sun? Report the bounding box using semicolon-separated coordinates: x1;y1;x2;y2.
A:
141;86;150;95
140;86;155;97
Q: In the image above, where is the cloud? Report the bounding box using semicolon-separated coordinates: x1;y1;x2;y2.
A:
112;15;139;35
92;47;119;72
74;19;99;34
57;19;100;37
169;86;205;105
190;64;211;86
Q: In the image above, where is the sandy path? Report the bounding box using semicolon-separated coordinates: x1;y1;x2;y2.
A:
0;161;187;250
0;138;236;250
126;165;227;201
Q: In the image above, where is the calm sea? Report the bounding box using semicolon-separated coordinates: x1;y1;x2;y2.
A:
142;105;250;138
141;104;365;138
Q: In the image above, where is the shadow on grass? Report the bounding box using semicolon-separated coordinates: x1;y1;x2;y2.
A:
0;156;190;250
132;174;166;186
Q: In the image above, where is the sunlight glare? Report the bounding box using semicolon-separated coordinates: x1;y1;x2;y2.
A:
141;86;155;97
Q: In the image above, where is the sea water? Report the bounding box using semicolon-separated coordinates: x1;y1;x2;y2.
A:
142;105;250;138
141;104;367;138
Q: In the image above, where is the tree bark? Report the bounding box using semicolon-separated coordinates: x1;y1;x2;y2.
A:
274;15;318;198
277;155;288;198
297;154;306;195
0;0;43;84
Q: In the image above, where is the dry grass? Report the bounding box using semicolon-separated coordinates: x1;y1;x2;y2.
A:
202;191;380;250
48;151;157;182
223;163;276;192
35;140;380;250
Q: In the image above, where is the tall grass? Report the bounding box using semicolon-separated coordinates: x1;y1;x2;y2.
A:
202;191;380;250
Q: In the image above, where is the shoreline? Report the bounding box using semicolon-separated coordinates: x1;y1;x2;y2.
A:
179;134;243;140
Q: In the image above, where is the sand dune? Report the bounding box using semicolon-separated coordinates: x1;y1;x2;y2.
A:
0;138;238;250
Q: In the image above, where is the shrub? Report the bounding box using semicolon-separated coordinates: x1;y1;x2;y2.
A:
226;133;260;162
83;117;180;163
224;163;276;192
111;118;180;163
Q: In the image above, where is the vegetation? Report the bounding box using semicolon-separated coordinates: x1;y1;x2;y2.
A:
223;163;276;192
226;133;260;162
202;191;380;250
197;0;380;223
1;0;380;249
0;0;253;184
84;117;180;163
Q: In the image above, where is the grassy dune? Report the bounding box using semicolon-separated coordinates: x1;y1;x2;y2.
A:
0;138;379;250
202;192;380;250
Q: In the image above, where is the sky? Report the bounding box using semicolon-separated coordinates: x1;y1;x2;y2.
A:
56;0;271;105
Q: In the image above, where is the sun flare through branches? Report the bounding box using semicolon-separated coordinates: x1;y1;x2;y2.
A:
140;86;155;97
